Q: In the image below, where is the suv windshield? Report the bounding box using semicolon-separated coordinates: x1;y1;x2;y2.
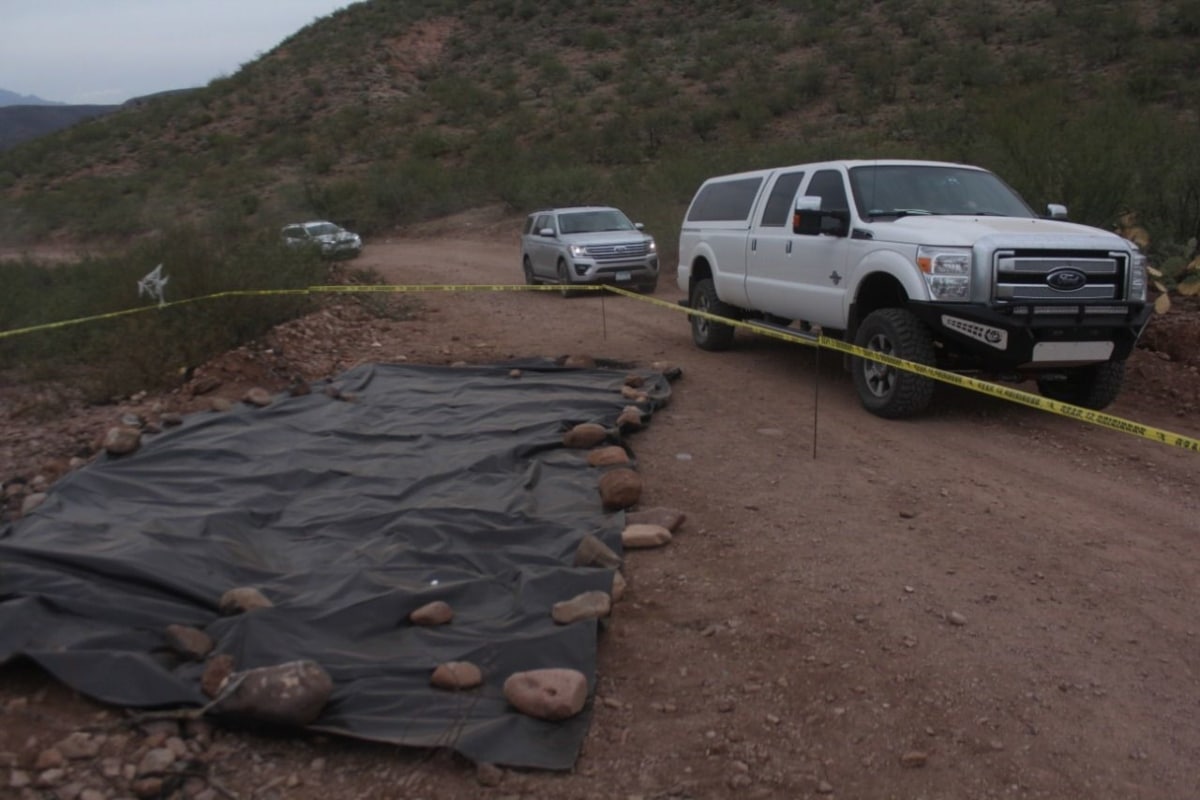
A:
557;209;635;234
306;222;341;236
849;165;1035;219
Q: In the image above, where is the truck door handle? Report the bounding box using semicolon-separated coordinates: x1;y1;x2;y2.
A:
786;241;793;254
751;239;757;252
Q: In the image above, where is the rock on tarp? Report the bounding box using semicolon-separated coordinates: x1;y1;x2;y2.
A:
0;360;672;770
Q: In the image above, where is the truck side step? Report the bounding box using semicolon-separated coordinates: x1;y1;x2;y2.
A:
745;320;820;344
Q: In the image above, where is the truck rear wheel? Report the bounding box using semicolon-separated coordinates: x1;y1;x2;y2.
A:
851;308;936;418
689;278;736;350
1035;361;1125;409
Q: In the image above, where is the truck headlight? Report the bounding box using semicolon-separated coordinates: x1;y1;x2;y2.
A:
917;246;972;301
647;239;657;253
570;244;588;258
1129;249;1148;302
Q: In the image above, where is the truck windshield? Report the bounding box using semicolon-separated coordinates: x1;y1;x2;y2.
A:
558;210;636;234
849;165;1036;220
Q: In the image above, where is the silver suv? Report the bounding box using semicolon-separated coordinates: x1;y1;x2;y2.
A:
521;206;658;295
281;220;363;259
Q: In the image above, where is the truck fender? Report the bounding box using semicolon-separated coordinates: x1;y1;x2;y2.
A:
686;239;751;308
843;248;928;325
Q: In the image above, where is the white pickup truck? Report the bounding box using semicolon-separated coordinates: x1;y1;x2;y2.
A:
677;159;1152;418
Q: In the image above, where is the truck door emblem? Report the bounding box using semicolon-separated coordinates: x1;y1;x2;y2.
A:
830;271;842;285
1046;268;1087;291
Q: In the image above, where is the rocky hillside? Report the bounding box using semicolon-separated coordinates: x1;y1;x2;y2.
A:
2;0;1199;267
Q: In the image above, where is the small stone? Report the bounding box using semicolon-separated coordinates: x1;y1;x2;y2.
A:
160;412;184;427
621;523;672;549
599;468;642;510
948;611;968;626
650;361;682;380
165;624;214;660
431;661;484;690
243;387;272;407
563;422;609;449
35;768;66;788
210;660;333;727
131;777;164;798
503;668;588;721
817;780;834;794
573;534;622;569
410;600;454;626
34;748;64;770
509;369;522;379
728;773;752;789
900;750;928;768
552;591;612;624
587;445;630;467
620;384;644;400
476;762;504;787
562;354;596;368
611;571;627;602
55;732;101;760
219;587;273;615
20;493;46;515
622;373;645;388
625;507;687;532
137;747;176;777
210;397;234;412
616;406;644;430
103;426;141;456
201;654;236;698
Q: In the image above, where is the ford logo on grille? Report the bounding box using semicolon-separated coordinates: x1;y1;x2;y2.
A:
615;246;626;253
1046;268;1088;291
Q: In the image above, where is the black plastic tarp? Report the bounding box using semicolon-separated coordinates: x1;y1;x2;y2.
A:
0;360;671;769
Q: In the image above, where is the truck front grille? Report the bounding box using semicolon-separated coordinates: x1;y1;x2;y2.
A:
993;249;1127;304
586;241;650;263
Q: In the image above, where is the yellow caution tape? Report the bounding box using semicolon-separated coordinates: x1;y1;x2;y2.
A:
2;282;1196;453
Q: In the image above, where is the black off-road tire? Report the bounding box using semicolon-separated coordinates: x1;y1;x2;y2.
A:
523;255;537;286
557;260;579;298
851;308;937;419
1035;361;1125;410
689;278;737;351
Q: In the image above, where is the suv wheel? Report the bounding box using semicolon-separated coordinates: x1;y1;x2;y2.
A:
1035;361;1125;409
523;256;537;286
851;308;936;418
689;278;736;350
557;259;578;298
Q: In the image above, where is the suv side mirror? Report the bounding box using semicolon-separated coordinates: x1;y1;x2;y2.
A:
538;227;555;237
793;196;850;237
1046;203;1068;220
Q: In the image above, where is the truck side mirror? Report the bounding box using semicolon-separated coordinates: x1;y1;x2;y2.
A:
1046;204;1068;220
793;196;850;237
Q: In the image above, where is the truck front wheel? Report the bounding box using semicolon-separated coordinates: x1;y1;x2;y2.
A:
1035;361;1125;410
689;278;736;351
851;308;936;418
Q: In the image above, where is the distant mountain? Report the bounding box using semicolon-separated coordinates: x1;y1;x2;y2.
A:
0;104;118;150
0;88;63;107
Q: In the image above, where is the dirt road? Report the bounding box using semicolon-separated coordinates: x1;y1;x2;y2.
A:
349;231;1200;798
3;223;1200;799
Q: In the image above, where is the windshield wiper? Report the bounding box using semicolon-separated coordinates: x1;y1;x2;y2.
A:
867;208;933;220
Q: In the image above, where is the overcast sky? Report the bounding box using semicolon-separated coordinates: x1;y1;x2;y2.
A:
3;1;362;105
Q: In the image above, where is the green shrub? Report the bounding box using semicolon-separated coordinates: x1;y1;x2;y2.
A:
0;227;328;400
